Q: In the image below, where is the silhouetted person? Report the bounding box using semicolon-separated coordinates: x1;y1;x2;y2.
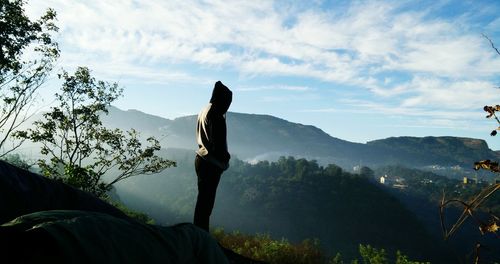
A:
194;81;232;232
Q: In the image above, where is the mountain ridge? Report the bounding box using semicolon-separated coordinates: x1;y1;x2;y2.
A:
101;106;499;170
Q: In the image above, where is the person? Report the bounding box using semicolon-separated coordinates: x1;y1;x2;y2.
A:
194;81;232;232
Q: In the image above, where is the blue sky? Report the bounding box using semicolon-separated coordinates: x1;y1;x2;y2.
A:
27;1;500;149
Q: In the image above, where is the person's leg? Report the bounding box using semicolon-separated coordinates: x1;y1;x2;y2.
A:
193;156;222;232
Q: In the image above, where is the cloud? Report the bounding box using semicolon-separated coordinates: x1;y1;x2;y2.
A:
59;53;206;85
399;77;500;110
235;85;312;92
302;97;495;131
25;0;500;120
309;98;483;120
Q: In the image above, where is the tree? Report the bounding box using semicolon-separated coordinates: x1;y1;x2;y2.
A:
2;152;32;170
15;67;176;197
359;166;374;179
358;244;388;264
0;0;59;156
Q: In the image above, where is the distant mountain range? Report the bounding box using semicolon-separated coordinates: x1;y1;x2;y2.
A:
101;106;499;170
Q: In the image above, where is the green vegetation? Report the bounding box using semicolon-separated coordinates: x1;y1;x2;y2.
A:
356;245;429;264
367;137;497;167
14;67;176;198
374;165;500;262
375;166;500;213
213;228;323;264
213;228;427;264
1;1;175;198
106;198;155;224
0;0;59;156
219;157;443;260
1;153;32;170
121;152;448;261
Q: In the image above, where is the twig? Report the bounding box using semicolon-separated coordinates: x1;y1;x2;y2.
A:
439;183;500;239
482;33;500;56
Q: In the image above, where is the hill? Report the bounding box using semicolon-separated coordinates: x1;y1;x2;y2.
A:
116;152;453;262
367;136;497;166
102;106;499;170
372;165;500;262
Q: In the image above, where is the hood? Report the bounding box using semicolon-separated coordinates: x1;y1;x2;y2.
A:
209;81;232;114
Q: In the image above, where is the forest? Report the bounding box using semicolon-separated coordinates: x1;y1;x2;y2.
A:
118;151;455;262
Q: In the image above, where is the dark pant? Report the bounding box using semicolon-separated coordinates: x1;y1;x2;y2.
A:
193;155;223;232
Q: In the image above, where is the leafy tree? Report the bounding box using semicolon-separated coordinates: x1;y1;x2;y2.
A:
15;67;175;197
1;152;32;170
213;228;428;264
395;251;428;264
329;253;344;264
107;199;155;224
358;245;388;264
0;0;59;156
359;166;374;179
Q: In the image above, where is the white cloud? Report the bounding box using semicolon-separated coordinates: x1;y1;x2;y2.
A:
399;77;500;110
236;85;312;92
25;0;500;120
261;94;319;103
334;99;484;120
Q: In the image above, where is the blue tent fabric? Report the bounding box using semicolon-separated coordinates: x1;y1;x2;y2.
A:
3;210;229;264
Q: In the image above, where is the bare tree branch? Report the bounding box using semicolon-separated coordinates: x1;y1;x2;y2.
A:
482;33;500;56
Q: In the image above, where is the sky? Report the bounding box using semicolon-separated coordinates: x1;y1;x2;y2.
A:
26;0;500;149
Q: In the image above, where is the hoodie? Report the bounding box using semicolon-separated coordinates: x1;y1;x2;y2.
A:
196;81;232;170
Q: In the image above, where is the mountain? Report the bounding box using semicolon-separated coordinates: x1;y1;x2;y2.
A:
101;106;499;170
366;136;497;167
105;106;172;134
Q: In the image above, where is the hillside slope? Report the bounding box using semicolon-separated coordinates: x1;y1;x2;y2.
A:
117;152;453;262
102;106;499;169
367;136;498;166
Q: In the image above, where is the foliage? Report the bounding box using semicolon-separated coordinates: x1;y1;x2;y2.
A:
394;250;429;264
125;152;444;261
0;152;32;169
355;244;428;264
358;244;388;264
366;136;497;167
214;228;426;264
376;165;500;213
359;166;375;178
0;0;59;156
220;157;438;259
106;198;155;224
213;228;324;264
15;67;175;197
329;253;344;264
